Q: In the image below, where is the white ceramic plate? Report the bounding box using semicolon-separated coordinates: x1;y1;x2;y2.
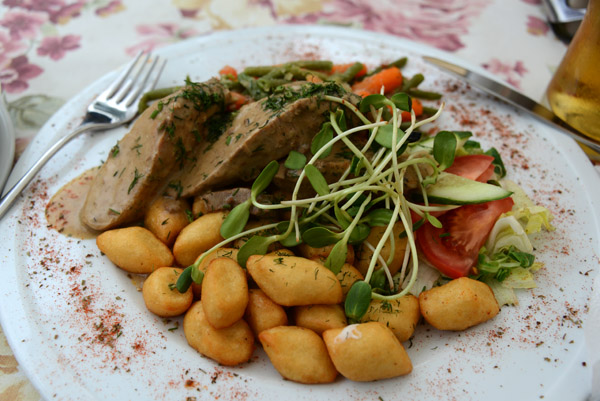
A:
0;26;598;401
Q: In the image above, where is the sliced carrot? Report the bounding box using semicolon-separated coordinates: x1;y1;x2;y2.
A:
331;63;367;78
228;91;249;111
351;66;403;97
401;98;423;121
219;65;238;79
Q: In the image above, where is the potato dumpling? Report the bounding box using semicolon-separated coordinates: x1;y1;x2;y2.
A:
336;263;364;299
191;247;239;298
293;304;347;335
419;277;499;331
361;296;420;342
97;226;173;274
298;243;354;265
259;326;337;384
245;289;288;336
144;196;190;247
183;301;254;366
355;223;407;276
142;267;193;317
201;257;248;329
323;322;412;382
173;211;226;267
246;255;342;306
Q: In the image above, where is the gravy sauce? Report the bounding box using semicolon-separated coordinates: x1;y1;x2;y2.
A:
46;168;101;239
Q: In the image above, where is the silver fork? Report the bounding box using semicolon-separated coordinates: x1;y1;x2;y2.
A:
0;51;166;219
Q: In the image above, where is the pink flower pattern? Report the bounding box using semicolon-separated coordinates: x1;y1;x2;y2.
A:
36;34;81;60
482;58;529;89
283;0;492;51
0;55;43;93
125;23;199;56
0;0;125;94
0;9;46;39
95;0;124;17
0;30;27;67
526;15;550;36
2;0;85;24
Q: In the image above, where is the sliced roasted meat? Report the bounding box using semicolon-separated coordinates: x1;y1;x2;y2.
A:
81;79;230;231
172;82;361;197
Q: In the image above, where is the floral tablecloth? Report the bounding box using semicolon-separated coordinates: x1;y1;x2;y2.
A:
0;0;595;399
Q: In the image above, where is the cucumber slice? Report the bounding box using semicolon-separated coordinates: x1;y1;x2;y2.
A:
425;172;512;205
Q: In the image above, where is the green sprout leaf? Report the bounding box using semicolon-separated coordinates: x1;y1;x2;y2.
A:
304;165;330;196
237;235;273;268
375;125;405;149
433;130;458;171
325;240;347;274
485;147;507;178
284;150;307;170
425;212;443;229
175;265;194;293
335;108;347;131
345;281;372;323
369;268;387;292
276;221;303;247
220;200;251;239
348;223;371;245
302;226;341;247
358;94;388;113
349;155;366;175
390;92;412;112
191;265;204;285
334;203;352;230
311;122;334;159
251;160;279;198
363;208;394;227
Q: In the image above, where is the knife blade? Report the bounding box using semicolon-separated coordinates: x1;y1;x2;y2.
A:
422;56;600;153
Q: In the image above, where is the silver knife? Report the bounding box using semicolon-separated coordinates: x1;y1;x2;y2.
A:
422;56;600;153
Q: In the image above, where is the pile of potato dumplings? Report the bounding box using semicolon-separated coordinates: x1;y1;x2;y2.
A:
96;197;500;384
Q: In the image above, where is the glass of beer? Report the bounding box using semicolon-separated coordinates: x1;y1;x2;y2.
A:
546;0;600;157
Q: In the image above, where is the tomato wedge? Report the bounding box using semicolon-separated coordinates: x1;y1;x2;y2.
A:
445;154;495;182
415;197;514;278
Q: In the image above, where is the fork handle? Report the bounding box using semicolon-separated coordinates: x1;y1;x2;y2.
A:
0;122;108;220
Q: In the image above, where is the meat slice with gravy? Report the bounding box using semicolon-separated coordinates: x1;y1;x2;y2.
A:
172;82;361;197
81;79;230;231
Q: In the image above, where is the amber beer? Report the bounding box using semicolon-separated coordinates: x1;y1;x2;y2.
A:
546;0;600;151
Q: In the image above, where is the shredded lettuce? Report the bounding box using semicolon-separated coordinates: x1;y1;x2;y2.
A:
477;180;554;305
501;179;555;234
486;215;533;254
477;246;535;282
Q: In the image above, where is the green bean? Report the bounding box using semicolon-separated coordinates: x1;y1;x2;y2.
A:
137;86;181;114
401;73;424;91
244;60;332;77
288;65;329;81
337;62;365;82
290;60;333;71
407;88;443;100
366;57;408;77
243;66;276;77
422;106;440;116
